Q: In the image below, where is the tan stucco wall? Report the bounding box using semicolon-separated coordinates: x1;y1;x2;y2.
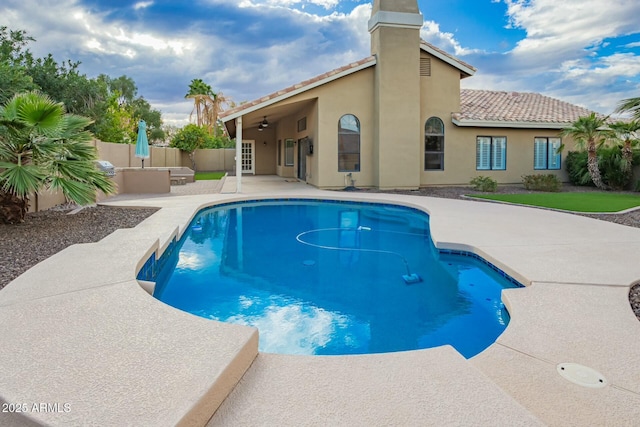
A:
189;149;236;172
372;0;419;14
421;127;576;185
244;128;277;175
115;168;170;193
315;70;375;189
420;51;461;119
27;190;67;213
95;140;181;168
95;140;130;167
275;117;298;179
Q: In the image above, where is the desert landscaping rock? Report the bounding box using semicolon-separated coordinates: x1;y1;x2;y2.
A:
0;205;158;289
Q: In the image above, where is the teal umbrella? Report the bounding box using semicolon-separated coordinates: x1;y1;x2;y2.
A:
135;120;150;168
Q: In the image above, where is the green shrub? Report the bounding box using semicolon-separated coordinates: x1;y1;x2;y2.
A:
565;151;593;186
599;146;628;190
566;148;640;190
522;174;562;192
470;176;498;192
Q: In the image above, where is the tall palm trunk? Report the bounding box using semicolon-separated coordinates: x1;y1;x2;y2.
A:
621;140;633;172
587;140;606;190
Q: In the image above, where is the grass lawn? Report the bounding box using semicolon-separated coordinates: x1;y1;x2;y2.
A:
468;192;640;213
194;171;225;180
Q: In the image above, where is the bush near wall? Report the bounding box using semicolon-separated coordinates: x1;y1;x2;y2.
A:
470;176;497;192
566;148;640;190
565;151;592;186
522;174;562;192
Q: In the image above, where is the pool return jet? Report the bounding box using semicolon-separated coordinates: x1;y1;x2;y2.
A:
295;212;423;284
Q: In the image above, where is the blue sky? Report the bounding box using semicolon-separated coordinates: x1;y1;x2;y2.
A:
1;0;639;126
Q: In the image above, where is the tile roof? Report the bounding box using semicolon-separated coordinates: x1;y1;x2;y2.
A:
220;56;377;121
455;89;597;126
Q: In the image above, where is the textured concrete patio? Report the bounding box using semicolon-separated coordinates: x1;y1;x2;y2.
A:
1;175;639;426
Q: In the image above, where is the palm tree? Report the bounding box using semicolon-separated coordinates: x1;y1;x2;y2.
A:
561;113;612;190
609;120;640;178
616;97;640;120
186;78;212;129
0;91;115;223
185;79;230;136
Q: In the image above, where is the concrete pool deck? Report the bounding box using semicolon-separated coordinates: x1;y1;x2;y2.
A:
1;176;639;426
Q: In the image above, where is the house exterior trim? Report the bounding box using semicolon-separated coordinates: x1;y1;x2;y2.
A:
368;11;424;32
452;118;568;129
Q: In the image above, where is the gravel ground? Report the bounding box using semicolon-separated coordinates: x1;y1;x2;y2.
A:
0;186;638;320
0;205;158;289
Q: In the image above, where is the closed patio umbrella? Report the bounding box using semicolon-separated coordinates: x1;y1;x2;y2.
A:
135;120;150;168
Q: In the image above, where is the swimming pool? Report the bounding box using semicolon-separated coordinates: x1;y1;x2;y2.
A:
147;199;522;358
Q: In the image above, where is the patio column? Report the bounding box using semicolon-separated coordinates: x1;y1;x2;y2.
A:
236;116;242;193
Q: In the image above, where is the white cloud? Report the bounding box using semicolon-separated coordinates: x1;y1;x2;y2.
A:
133;1;154;10
455;0;640;114
505;0;640;59
421;21;482;57
213;0;341;11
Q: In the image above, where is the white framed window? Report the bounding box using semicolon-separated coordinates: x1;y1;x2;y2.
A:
425;117;444;170
476;136;506;171
534;137;561;170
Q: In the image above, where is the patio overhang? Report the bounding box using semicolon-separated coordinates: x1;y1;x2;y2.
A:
224;99;317;139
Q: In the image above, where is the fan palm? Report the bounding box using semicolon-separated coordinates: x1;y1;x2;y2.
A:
616;97;640;120
0;91;115;223
609;120;640;177
561;113;612;190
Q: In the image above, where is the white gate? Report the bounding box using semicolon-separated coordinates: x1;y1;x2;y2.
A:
241;140;255;175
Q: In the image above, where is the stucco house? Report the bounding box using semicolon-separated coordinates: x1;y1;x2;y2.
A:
220;0;594;190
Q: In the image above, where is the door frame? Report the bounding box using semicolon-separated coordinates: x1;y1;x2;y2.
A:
241;140;255;175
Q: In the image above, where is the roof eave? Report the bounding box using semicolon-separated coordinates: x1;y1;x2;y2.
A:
221;57;377;123
420;44;476;77
452;118;569;129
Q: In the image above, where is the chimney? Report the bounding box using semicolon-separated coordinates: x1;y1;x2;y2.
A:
368;0;423;189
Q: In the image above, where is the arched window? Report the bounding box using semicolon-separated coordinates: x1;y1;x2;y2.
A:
425;117;444;170
338;114;360;172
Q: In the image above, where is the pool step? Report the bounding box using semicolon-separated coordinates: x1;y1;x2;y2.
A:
0;280;258;427
209;347;543;426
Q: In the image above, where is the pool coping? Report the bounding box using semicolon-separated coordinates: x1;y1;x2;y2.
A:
1;181;640;425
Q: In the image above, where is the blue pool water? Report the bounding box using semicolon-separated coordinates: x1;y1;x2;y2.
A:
149;200;522;358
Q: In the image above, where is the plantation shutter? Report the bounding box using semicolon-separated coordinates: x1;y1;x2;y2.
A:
492;137;506;170
476;137;491;170
548;138;561;170
534;138;547;169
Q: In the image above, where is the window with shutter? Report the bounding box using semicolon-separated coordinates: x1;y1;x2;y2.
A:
493;137;506;170
534;138;547;169
534;137;562;170
476;137;491;170
477;136;507;170
548;138;561;170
